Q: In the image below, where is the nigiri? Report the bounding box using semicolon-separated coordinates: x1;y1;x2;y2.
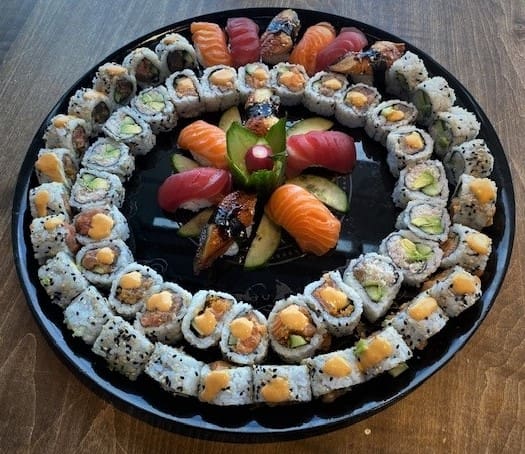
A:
225;17;261;68
260;9;301;65
177;120;228;169
157;167;232;212
315;27;368;73
285;130;357;178
289;22;336;76
190;22;233;67
265;184;340;256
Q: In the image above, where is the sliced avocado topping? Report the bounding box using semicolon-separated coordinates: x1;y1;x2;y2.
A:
81;174;109;191
364;283;385;302
411;215;444;234
413;89;432;122
354;339;368;356
421;181;441;196
400;238;433;262
120;116;142;136
410;169;436;190
288;334;307;349
140;91;165;112
101;144;120;160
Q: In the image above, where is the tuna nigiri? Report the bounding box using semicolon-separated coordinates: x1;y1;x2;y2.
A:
225;17;261;68
157;167;232;212
260;9;301;65
177;120;228;169
265;184;340;256
315;27;368;73
289;22;336;76
285;130;357;178
190;22;233;68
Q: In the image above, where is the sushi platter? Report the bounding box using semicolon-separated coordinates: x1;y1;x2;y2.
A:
12;8;514;439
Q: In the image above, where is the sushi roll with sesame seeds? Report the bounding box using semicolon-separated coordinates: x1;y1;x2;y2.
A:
63;286;113;345
67;88;113;135
412;76;456;126
237;63;271;101
334;83;382;128
34;147;79;188
30;214;79;264
253;364;312;404
130;85;177;134
38;251;89;308
200;65;240;112
165;69;205;118
92;62;137;107
29;182;71;220
122;47;162;89
303;71;348;116
395;199;451;243
154;33;198;78
92;315;154;381
343;252;404;323
443;139;494;186
385;50;429;99
144;343;204;398
81;137;135;182
303;270;363;337
269;62;309;106
384;292;449;350
73;204;129;246
43;115;91;159
364;99;418;145
134;282;192;344
69;169;125;210
198;361;253;406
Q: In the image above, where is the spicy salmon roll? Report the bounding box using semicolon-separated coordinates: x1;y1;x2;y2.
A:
81;137;135;182
130;85;177;134
443;139;494;186
122;47;162;89
385;50;429;99
92;62;137;107
412;76;456;126
237;62;271;101
29;182;71;220
303;71;348;116
335;83;382;128
395;199;451;243
34;147;79;188
198;361;253;406
68;88;113;135
252;364;312;404
154;33;198;78
43;114;91;158
364;99;418;145
269;62;309;106
73;204;129;246
200;65;239;112
165;69;205;118
30;214;79;264
69;169;125;210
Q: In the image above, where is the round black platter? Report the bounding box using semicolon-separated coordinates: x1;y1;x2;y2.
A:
11;7;515;442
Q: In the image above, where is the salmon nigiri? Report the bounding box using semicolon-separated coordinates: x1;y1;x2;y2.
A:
177;120;228;169
190;22;233;68
289;22;336;76
265;184;341;256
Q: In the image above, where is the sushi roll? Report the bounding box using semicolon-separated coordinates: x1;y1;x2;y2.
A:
384;292;449;350
443;139;494;186
303;270;363;337
269;62;309;106
395;199;451;243
364;99;418;145
252;364;312;404
392;160;449;209
379;230;443;286
385;126;434;178
130;85;177;134
69;169;125;210
134;282;192;344
43;115;91;158
334;83;382;128
190;21;233;68
237;62;271;101
440;223;492;276
34;147;79;188
260;9;301;65
63;286;113;345
353;326;413;378
73;204;129;246
385;50;429;99
225;17;261;68
67;88;113;135
81;137;135;182
424;266;482;317
219;303;268;365
200;65;240;112
29;182;71;220
429;106;481;158
92;62;137;107
244;87;280;136
449;174;497;230
102;106;156;156
165;69;205;118
154;33;198;77
92;315;154;381
144;343;204;398
267;295;328;363
289;22;336;76
303;348;365;400
76;239;134;288
181;290;237;349
343;252;404;323
198;361;253;406
303;71;348;117
412;76;456;126
30;214;79;264
122;47;162;89
38;251;89;308
108;263;163;319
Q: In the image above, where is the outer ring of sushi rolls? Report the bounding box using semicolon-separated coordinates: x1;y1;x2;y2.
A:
30;214;79;264
412;76;456;126
253;364;312;404
385;50;429;99
122;47;163;89
92;62;137;107
67;88;113;135
443;139;494;186
73;204;129;246
29;182;72;221
198;362;254;405
154;33;198;78
43;114;91;158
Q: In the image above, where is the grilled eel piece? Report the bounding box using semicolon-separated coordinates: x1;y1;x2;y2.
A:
260;9;301;65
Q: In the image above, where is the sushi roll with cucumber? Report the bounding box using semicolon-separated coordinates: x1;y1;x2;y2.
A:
69;169;125;210
343;252;404;323
73;204;129;246
154;33;198;77
134;282;192;344
200;65;240;112
237;62;271;101
43;115;91;158
443;139;494;186
29;182;71;220
34;147;79;188
303;270;363;337
252;364;312;404
165;69;205;118
30;214;79;264
130;85;177;134
385;50;429;99
92;62;137;107
269;62;309;106
412;76;456;126
334;83;381;128
67;88;112;135
122;47;162;88
81;137;135;182
379;230;443;286
303;71;348;116
395;199;451;243
198;361;253;406
364;99;418;145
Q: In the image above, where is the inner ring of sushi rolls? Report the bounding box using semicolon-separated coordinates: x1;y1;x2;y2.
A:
198;361;254;406
165;69;205;119
154;33;198;78
267;295;328;363
73;204;129;246
443;139;494;186
43;115;91;158
29;182;72;220
385;125;434;178
181;290;237;349
395;199;451;243
335;82;381;128
81;137;135;182
269;62;309;106
130;85;178;134
412;76;456;126
92;62;137;107
69;169;125;210
253;364;312;404
364;99;417;145
133;282;192;344
303;71;349;116
385;50;429;99
76;239;134;288
122;47;163;89
219;302;269;365
237;62;271;102
108;263;163;319
303;270;363;337
200;65;240;112
30;214;79;264
67;88;113;135
379;230;443;286
343;252;404;323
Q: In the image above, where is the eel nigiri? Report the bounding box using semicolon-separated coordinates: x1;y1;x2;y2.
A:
177;120;228;169
157;167;232;212
225;17;261;68
285;130;357;178
265;184;340;256
315;27;368;73
190;22;233;67
289;22;336;76
260;9;301;65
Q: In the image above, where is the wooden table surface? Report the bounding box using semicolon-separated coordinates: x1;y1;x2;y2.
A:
1;0;523;452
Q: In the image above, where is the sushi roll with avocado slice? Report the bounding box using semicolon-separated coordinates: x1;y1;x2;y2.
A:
43;115;91;158
335;83;382;128
29;182;71;220
30;214;79;264
269;62;309;106
364;99;418;145
165;69;205;118
412;76;456;126
443;139;494;186
395;199;451;243
303;71;349;116
69;169;125;210
122;47;163;89
81;137;135;182
200;65;240;112
237;62;271;101
73;204;129;246
130;85;177;134
385;50;429;99
252;364;312;404
154;33;198;78
198;361;254;406
67;88;113;135
92;62;137;107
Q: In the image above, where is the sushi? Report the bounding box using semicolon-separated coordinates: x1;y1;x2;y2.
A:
190;21;233;67
243;87;280;136
303;71;349;116
253;364;312;404
130;85;177;133
30;214;79;264
28;182;71;220
200;65;239;112
315;27;368;73
335;83;382;128
269;62;309;106
165;69;205;118
34;147;79;188
68;88;112;135
43;115;90;158
260;9;301;65
122;47;162;89
412;76;456;126
154;33;198;77
364;99;418;145
69;169;125;210
443;139;494;186
225;17;261;68
198;361;253;405
289;22;336;76
81;137;135;182
237;63;271;101
92;62;137;107
73;204;129;245
385;50;429;99
395;199;451;243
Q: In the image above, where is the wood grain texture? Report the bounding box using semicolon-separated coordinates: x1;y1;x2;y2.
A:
0;0;523;452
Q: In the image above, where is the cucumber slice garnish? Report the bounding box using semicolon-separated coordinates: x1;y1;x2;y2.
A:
286;174;349;213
